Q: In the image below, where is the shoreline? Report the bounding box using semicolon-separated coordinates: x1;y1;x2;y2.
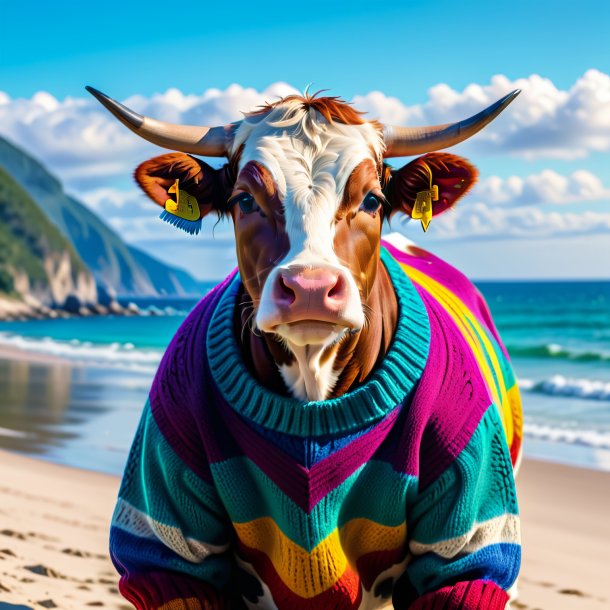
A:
0;332;610;476
0;450;608;609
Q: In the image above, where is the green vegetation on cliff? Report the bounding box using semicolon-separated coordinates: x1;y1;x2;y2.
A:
0;136;209;296
0;166;86;296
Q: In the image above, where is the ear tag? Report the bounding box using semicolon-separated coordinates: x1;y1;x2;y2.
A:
411;184;438;232
159;179;203;235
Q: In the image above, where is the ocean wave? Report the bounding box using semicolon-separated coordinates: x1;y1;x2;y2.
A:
519;375;610;401
508;343;610;362
0;426;30;439
137;305;192;317
0;333;162;374
524;423;610;450
497;318;609;331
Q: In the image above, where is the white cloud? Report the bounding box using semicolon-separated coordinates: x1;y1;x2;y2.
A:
422;201;610;241
81;187;145;214
1;71;610;197
1;75;610;265
355;69;610;160
0;82;299;191
473;169;610;206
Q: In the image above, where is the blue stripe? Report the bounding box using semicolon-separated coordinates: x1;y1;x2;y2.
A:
109;527;232;587
408;542;521;595
245;415;381;468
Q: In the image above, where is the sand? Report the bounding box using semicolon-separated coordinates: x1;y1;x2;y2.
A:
0;450;125;610
0;451;608;610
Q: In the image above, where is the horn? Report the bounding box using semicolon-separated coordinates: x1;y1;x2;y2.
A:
86;86;233;157
383;89;520;157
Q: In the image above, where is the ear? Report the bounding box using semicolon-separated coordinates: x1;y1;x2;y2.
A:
134;153;234;234
385;152;478;231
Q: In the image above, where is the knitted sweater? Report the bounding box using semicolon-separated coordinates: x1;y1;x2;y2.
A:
110;240;522;610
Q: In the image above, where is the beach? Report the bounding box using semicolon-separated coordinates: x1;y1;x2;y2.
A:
0;280;609;609
0;450;607;610
0;450;125;610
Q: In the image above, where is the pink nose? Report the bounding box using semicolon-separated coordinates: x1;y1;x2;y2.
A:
272;267;348;320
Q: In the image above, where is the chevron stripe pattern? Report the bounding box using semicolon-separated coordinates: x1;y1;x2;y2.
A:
109;242;522;610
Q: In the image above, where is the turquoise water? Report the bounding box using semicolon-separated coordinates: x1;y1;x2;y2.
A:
0;280;609;473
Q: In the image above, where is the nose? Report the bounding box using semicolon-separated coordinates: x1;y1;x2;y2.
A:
272;267;349;317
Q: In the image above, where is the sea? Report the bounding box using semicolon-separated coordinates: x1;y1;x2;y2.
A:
0;280;609;475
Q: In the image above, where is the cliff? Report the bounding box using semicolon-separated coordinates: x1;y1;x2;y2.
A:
0;136;209;297
0;166;97;314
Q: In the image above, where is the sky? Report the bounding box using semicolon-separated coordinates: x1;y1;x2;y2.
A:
0;0;609;280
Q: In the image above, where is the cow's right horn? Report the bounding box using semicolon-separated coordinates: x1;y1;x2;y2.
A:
86;86;234;157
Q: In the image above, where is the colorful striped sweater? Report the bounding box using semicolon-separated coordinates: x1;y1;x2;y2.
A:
110;240;523;610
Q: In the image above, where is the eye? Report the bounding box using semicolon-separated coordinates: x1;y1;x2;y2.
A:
359;192;382;215
229;193;258;214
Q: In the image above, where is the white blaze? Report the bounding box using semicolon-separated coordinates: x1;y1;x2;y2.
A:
230;101;384;400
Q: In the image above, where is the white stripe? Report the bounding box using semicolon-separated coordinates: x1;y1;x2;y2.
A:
113;498;228;563
382;231;416;251
409;514;520;559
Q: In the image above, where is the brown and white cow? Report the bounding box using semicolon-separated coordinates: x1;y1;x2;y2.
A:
87;86;518;403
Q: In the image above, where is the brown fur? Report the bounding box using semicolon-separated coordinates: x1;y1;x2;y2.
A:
387;152;478;217
134;146;478;401
135;153;235;214
247;92;382;131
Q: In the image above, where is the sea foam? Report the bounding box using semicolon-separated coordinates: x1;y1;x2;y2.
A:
0;333;161;374
519;375;610;401
523;423;610;450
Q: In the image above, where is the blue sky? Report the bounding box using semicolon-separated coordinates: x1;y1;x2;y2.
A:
3;0;608;99
0;0;609;279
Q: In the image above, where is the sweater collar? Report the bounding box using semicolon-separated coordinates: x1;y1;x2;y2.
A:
206;247;430;437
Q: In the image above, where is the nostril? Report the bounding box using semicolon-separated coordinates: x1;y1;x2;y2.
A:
327;274;346;300
276;274;296;305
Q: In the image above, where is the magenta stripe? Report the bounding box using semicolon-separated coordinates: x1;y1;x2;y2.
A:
150;271;238;485
381;241;508;358
403;286;492;488
213;391;402;513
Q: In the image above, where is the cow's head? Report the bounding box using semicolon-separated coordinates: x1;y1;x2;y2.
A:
88;86;518;400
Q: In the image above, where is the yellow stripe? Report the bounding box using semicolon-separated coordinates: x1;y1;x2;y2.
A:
235;518;347;598
234;518;406;598
340;518;406;560
399;262;514;446
507;384;523;443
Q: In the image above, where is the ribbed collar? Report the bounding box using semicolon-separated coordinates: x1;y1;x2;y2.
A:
206;247;430;437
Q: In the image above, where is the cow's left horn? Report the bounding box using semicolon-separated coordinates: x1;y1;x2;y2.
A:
86;86;233;157
383;89;520;157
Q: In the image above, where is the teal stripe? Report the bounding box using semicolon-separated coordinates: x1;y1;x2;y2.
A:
465;315;503;402
475;320;517;393
211;457;416;551
339;460;418;524
407;405;519;545
491;330;517;391
115;402;228;546
206;248;430;436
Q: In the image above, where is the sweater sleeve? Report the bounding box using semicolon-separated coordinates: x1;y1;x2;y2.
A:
404;405;521;610
109;399;233;610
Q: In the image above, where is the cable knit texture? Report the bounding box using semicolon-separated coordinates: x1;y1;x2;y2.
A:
110;241;522;610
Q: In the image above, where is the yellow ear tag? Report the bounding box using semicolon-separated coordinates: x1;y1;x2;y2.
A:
412;184;438;232
160;179;203;235
411;164;438;232
165;179;200;221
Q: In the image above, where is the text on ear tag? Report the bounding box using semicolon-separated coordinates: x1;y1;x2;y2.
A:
165;179;201;221
411;184;438;232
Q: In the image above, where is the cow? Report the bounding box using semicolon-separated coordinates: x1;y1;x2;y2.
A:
88;85;523;610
